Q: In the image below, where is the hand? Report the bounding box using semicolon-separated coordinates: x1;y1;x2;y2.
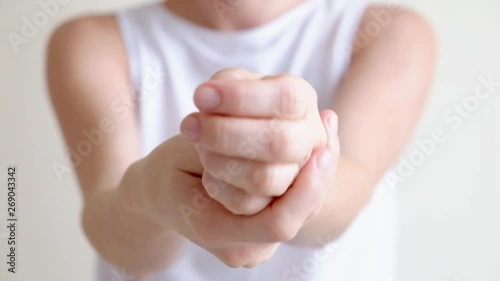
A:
133;134;336;268
122;68;339;268
180;68;331;215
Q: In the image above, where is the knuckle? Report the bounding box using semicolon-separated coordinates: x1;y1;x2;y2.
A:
211;67;247;80
275;74;311;118
269;129;295;161
226;190;256;215
243;259;264;268
278;79;300;118
201;173;221;199
218;248;251;268
249;164;275;195
221;257;242;268
196;149;215;168
217;252;241;268
232;83;249;112
212;119;232;151
196;148;208;167
243;261;259;268
243;245;276;268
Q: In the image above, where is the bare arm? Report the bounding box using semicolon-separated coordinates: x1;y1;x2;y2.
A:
47;16;186;276
46;5;436;274
294;7;437;244
47;15;337;274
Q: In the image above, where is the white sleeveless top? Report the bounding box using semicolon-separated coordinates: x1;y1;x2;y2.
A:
96;1;398;280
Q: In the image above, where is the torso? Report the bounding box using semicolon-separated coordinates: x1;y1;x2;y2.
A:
94;0;398;280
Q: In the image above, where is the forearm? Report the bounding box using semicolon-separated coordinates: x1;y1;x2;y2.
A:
289;7;435;247
290;154;376;246
82;159;186;278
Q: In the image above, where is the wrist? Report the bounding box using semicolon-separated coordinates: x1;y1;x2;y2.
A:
82;173;186;276
117;157;169;229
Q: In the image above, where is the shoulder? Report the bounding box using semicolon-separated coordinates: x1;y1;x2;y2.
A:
353;5;436;64
48;14;122;60
46;14;129;94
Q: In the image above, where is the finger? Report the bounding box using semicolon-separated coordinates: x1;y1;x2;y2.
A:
319;109;340;159
246;148;335;242
193;75;315;118
210;67;264;80
180;113;312;162
202;171;271;215
209;242;278;268
242;243;279;268
198;149;298;196
182;149;334;245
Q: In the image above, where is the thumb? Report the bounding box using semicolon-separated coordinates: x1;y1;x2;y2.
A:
219;148;336;243
319;109;340;157
259;148;335;241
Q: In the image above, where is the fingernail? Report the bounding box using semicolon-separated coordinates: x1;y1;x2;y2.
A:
315;150;332;173
195;87;221;110
328;115;338;137
181;115;200;141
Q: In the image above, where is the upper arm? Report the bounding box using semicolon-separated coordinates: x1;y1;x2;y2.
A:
333;6;436;181
47;15;141;200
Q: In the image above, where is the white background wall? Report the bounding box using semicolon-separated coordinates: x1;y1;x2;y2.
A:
0;0;499;280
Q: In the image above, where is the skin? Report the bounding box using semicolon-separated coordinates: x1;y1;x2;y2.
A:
186;69;333;216
46;0;436;278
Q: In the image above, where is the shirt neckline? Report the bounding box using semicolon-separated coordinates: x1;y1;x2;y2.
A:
156;0;317;42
